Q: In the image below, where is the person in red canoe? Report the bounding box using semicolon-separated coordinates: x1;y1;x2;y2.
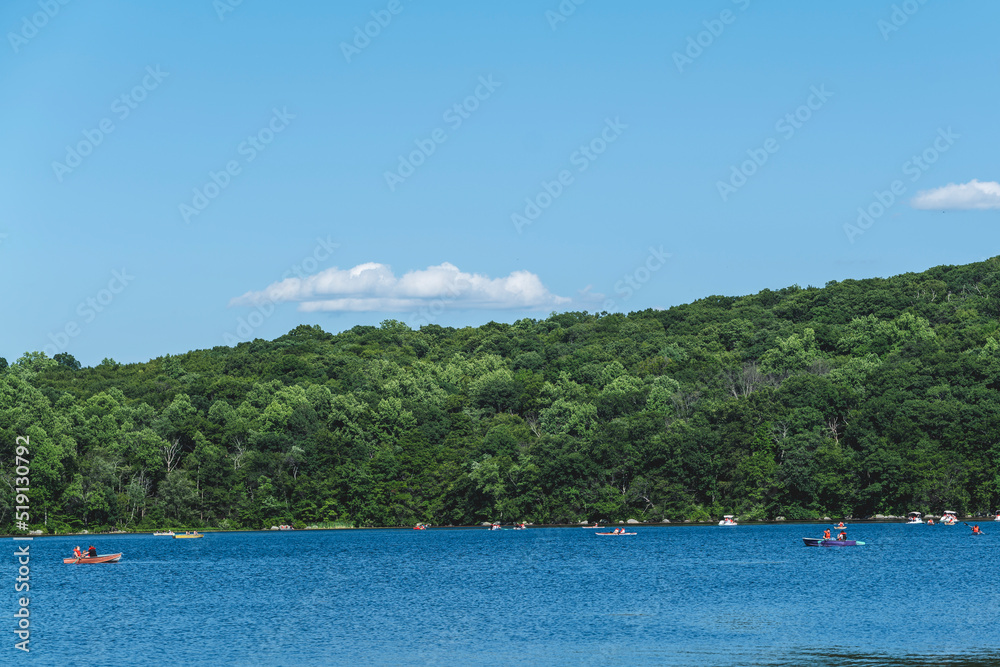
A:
823;530;831;539
87;546;97;557
972;525;981;534
73;546;84;558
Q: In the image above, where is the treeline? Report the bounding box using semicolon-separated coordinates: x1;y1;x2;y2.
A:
3;258;1000;532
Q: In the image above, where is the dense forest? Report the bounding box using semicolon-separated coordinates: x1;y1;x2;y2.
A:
3;258;1000;532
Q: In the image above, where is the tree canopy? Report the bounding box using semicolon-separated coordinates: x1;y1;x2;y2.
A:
4;258;1000;532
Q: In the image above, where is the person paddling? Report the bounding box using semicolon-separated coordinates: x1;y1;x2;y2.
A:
87;545;97;557
823;529;831;540
73;546;84;559
972;525;981;535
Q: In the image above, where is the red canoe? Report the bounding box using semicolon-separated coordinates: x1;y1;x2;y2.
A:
63;553;123;564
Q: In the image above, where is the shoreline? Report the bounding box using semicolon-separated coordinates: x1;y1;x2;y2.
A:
7;516;994;538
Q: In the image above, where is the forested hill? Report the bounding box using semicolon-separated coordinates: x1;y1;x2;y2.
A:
4;258;1000;532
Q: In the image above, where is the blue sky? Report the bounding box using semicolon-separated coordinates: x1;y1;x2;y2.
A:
2;0;998;366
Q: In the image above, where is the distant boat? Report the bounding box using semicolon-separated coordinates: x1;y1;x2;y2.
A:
153;531;175;536
941;511;958;525
174;532;203;539
802;538;863;547
905;512;924;524
994;511;1000;522
719;515;738;526
413;523;428;530
596;531;636;536
63;553;123;564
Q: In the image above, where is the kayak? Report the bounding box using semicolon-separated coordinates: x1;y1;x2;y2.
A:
803;538;864;547
63;553;122;564
174;533;203;539
596;532;636;535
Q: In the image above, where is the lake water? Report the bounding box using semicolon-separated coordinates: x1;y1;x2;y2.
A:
8;522;1000;665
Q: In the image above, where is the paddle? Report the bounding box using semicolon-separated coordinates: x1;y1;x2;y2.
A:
963;522;985;535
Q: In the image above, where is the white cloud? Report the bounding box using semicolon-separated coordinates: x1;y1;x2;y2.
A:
230;262;571;312
911;179;1000;210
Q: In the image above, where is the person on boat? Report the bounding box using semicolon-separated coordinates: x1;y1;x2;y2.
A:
837;522;844;528
972;525;981;534
823;529;831;539
73;546;84;558
87;546;97;557
837;531;847;541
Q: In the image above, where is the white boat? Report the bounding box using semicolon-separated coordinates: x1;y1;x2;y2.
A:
941;511;958;525
994;511;1000;522
152;531;175;536
718;515;738;526
905;512;924;524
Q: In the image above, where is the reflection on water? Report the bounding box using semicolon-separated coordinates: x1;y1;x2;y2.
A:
764;649;1000;667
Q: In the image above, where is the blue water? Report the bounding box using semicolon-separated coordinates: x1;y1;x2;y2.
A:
6;523;1000;665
